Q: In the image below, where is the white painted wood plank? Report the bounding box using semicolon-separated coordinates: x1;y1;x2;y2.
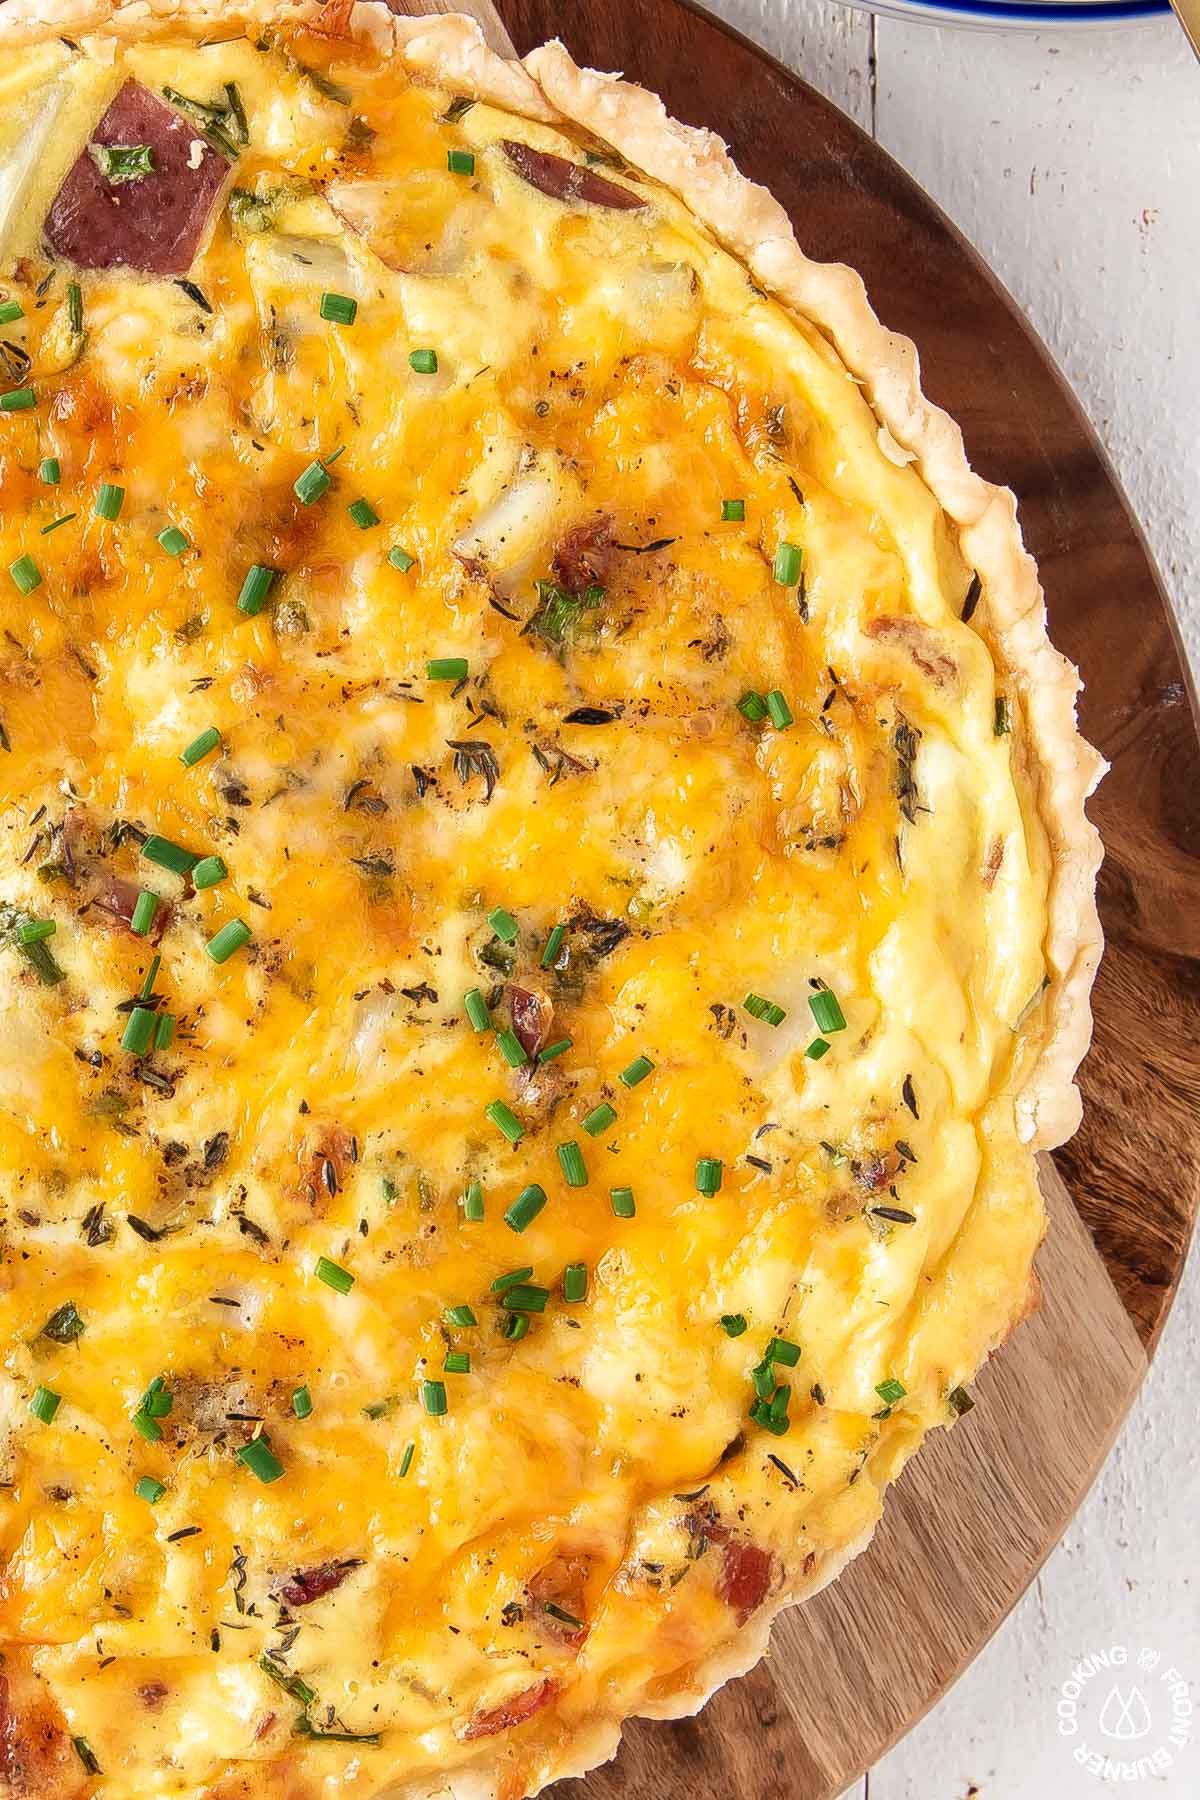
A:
707;0;876;130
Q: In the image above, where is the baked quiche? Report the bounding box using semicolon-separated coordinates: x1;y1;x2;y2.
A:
0;5;1103;1798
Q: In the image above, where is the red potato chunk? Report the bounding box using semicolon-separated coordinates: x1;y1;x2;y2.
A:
459;1677;560;1742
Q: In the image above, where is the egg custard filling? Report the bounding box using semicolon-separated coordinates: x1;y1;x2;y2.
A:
0;10;1101;1800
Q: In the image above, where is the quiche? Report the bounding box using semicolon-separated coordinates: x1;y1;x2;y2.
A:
0;5;1103;1799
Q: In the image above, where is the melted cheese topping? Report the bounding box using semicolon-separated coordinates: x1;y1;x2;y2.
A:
0;29;1051;1800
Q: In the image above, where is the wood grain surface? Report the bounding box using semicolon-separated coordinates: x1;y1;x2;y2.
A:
401;0;1200;1790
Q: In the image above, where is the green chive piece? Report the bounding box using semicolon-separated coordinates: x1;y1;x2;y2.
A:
140;955;161;1000
141;835;198;875
39;457;60;484
157;525;189;557
139;1377;173;1419
491;1266;532;1293
40;513;76;536
721;498;745;522
767;1336;801;1367
421;1379;447;1416
500;1282;549;1313
191;855;227;890
9;554;41;594
236;1436;285;1483
292;1384;313;1419
447;149;475;176
443;1350;471;1374
695;1156;723;1196
488;906;518;943
409;348;438;374
445;1304;478;1327
426;656;468;681
72;1738;101;1777
808;988;847;1034
154;1012;176;1051
772;541;802;585
744;993;787;1027
237;563;277;615
994;695;1011;737
30;1384;61;1423
130;890;159;937
805;1037;831;1061
504;1183;546;1233
537;1036;572;1064
503;1311;531;1341
134;1475;166;1503
121;1006;157;1056
540;922;566;968
619;1054;654;1088
765;689;794;730
463;988;490;1031
485;1099;523;1144
180;726;221;767
320;291;358;325
66;281;83;335
132;1408;163;1442
583;1102;616;1137
348;497;379;530
556;1140;587;1188
91;143;156;182
0;387;36;412
876;1377;906;1405
610;1186;636;1218
462;1178;485;1221
388;545;416;573
315;1255;354;1294
720;1313;748;1337
562;1262;588;1303
17;918;55;944
294;459;332;505
737;690;767;722
398;1440;415;1476
496;1028;528;1068
205;918;252;964
0;300;23;325
751;1359;775;1399
95;482;125;521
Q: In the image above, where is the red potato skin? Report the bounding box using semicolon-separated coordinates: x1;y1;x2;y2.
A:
508;985;552;1060
276;1560;362;1607
45;82;230;275
501;142;645;211
716;1540;775;1625
459;1678;560;1742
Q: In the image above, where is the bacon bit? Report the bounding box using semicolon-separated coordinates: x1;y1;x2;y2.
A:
137;1681;169;1710
981;836;1005;889
459;1678;560;1742
865;616;958;688
527;1552;591;1645
277;1559;363;1607
551;517;613;596
297;1126;356;1207
716;1539;774;1625
0;1672;81;1796
94;876;172;943
306;0;356;36
508;986;552;1061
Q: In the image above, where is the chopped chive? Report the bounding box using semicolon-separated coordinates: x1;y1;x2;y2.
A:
140;954;161;1000
808;988;847;1034
721;498;745;522
30;1384;61;1423
157;524;189;557
398;1440;415;1476
495;1028;528;1068
751;1359;775;1399
121;1006;157;1056
134;1475;166;1503
805;1037;831;1061
139;1376;172;1419
556;1140;587;1187
443;1350;471;1374
772;541;802;585
293;459;332;505
695;1156;723;1196
95;482;125;521
38;457;60;484
765;690;794;730
994;695;1010;737
445;1304;478;1327
0;387;35;412
767;1336;801;1367
583;1102;616;1137
9;554;41;594
420;1379;447;1416
91;143;156;182
153;1013;176;1051
464;988;490;1031
205;918;252;963
540;922;566;968
236;1436;285;1483
17;918;55;944
40;513;76;536
488;906;519;943
462;1178;485;1221
292;1384;313;1419
141;834;198;875
485;1099;524;1144
191;855;227;890
491;1266;532;1293
315;1255;354;1294
500;1282;549;1313
132;1408;162;1442
744;992;786;1027
610;1186;636;1218
737;690;767;722
66;280;83;335
348;498;379;529
503;1311;530;1341
562;1262;588;1303
720;1312;748;1337
180;725;221;767
319;290;358;325
237;563;277;616
619;1054;654;1088
426;656;468;681
72;1738;101;1777
409;348;438;374
130;890;159;937
0;300;23;325
388;545;416;573
876;1377;906;1405
537;1036;572;1063
447;149;475;176
504;1183;546;1233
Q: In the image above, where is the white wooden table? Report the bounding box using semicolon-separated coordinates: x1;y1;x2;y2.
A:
705;5;1200;1792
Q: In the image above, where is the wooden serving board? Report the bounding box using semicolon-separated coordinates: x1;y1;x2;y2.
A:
396;0;1200;1790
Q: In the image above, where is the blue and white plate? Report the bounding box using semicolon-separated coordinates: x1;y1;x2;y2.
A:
843;0;1168;30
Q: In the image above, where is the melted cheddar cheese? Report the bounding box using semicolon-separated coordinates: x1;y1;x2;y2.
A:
0;24;1050;1800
